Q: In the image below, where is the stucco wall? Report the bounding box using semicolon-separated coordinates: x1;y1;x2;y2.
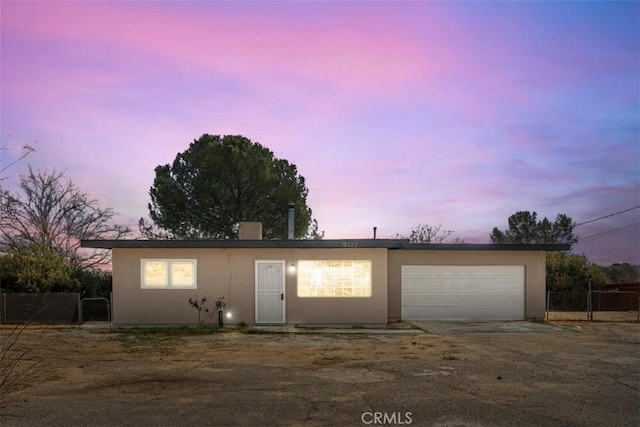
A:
286;248;388;326
112;247;387;326
386;250;547;320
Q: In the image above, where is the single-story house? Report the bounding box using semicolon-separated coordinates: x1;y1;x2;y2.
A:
81;223;569;327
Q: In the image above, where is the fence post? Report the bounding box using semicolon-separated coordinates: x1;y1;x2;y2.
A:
110;291;113;328
77;293;82;326
2;293;5;323
546;290;550;321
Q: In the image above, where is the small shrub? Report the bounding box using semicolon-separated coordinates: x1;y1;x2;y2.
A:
188;296;214;325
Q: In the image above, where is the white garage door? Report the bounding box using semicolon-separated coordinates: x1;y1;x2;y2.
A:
402;266;525;321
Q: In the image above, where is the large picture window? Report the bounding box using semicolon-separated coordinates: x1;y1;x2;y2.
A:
141;259;197;289
297;260;371;297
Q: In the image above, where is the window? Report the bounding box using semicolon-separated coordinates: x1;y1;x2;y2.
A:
297;260;371;297
141;259;197;289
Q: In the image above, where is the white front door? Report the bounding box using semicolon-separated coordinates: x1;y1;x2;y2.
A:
255;261;285;324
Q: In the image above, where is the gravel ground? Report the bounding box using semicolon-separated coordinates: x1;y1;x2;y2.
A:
1;321;638;426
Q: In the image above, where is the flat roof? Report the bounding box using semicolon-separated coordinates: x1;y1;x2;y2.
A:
403;243;570;251
81;239;570;251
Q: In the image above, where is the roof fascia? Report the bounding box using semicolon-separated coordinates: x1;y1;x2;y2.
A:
81;239;570;251
80;239;408;249
400;243;571;251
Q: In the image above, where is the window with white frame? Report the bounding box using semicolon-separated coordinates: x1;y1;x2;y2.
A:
297;260;372;297
141;259;197;289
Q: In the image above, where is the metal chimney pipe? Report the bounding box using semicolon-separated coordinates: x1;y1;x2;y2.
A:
373;227;377;239
287;203;295;239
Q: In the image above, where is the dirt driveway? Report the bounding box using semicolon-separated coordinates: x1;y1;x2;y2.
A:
1;322;638;426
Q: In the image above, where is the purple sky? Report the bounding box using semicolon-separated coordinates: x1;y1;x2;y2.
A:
1;1;638;265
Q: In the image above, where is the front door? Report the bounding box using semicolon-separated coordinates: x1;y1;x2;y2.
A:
255;261;285;324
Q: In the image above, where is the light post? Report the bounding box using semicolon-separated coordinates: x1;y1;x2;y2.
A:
216;297;226;327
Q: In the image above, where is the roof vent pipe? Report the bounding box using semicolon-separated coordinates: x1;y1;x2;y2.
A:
287;203;295;240
373;227;377;239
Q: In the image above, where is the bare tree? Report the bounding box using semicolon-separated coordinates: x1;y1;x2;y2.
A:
0;167;130;268
0;144;36;181
448;236;467;244
394;224;463;243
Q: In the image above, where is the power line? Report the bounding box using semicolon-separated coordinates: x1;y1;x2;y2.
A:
0;144;36;178
576;222;640;243
575;206;640;227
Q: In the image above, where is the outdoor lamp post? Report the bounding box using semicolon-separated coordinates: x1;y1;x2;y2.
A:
216;297;226;327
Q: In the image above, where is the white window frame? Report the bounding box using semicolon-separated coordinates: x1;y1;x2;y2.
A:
297;260;372;298
140;259;197;289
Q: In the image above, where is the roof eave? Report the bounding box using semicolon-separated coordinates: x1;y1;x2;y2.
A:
81;239;570;251
401;243;571;251
80;239;408;249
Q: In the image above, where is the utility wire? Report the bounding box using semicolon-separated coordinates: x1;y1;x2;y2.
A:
576;222;640;243
575;206;640;227
0;144;36;180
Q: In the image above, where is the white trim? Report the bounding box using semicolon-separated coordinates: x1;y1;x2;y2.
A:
255;260;286;324
140;259;197;289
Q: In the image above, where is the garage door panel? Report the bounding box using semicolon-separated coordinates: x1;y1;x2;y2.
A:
402;279;419;291
506;306;523;317
507;294;523;304
401;265;525;321
449;281;465;291
462;295;478;306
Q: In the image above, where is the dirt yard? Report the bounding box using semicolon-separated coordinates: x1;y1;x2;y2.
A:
1;322;638;426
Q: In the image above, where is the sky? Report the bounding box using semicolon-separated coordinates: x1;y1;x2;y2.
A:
1;1;638;266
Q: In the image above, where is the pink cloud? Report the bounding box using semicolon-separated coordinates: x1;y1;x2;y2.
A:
2;1;637;265
5;0;598;139
3;2;442;96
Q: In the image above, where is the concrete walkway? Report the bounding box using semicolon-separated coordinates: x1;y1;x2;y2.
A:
249;326;424;334
410;320;570;334
246;321;571;335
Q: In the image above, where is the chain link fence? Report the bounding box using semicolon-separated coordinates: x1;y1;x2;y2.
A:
0;293;81;325
1;293;112;326
547;291;640;322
